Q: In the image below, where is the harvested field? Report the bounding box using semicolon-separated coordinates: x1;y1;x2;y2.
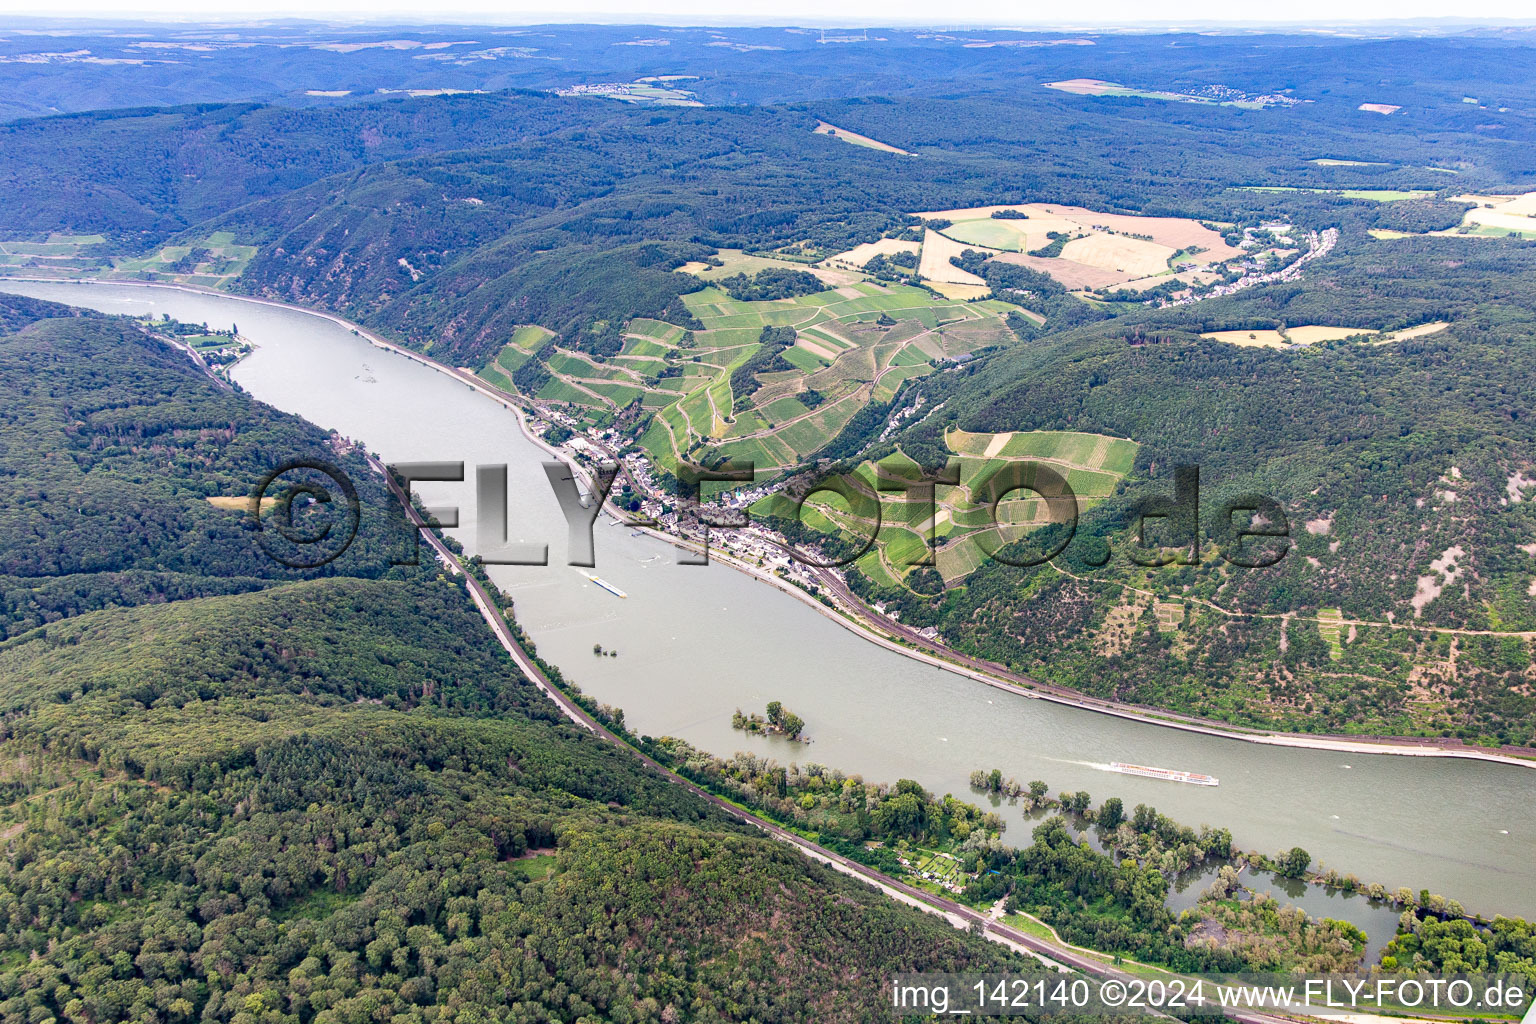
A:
918;229;990;285
1032;204;1243;260
930;282;992;300
822;237;921;270
922;201;1243;290
990;252;1126;290
1372;322;1450;345
1201;325;1375;348
1044;78;1119;95
813;120;911;155
1059;233;1177;277
1286;325;1377;345
685;248;857;287
1442;191;1536;235
1119;268;1211;291
1203;330;1291;348
942;214;1081;252
207;496;275;511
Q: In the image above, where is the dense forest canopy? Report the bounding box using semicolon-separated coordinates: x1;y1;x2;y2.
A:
0;294;402;639
0;295;1026;1023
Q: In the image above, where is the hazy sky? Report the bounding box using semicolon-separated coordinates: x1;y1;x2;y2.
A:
2;0;1533;25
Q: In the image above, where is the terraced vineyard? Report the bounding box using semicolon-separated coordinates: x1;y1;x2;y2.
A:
114;231;259;285
0;232;107;271
0;230;258;286
478;324;558;391
496;274;1025;479
755;428;1139;589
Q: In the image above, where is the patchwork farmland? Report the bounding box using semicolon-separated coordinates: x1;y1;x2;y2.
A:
909;202;1245;293
481;274;1025;481
473;210;1191;495
464;199;1246;511
755;428;1138;589
0;231;258;287
1435;190;1536;237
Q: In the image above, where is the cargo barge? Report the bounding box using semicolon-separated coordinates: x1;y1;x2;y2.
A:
587;574;628;599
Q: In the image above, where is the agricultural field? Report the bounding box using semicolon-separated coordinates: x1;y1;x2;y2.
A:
1436;190;1536;237
821;237;922;273
667;282;1019;472
1235;186;1434;202
1060;233;1172;278
915;228;990;297
755;428;1138;588
1317;607;1346;661
1043;79;1292;109
478;324;559;391
1371;322;1450;344
1201;321;1450;349
511;275;1023;478
109;232;259;285
681;247;862;287
915;203;1243;291
0;233;105;257
1364;190;1536;240
0;231;258;287
553;79;702;106
0;233;109;274
807;201;1247;298
812;120;912;155
1202;326;1371;348
1044;78;1206;103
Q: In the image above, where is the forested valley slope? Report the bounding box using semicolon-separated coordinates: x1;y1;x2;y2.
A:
1;52;1534;749
0;293;1023;1024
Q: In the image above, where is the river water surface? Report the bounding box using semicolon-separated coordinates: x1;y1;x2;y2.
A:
9;279;1534;929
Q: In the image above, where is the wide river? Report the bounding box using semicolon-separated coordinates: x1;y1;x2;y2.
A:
9;280;1535;926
